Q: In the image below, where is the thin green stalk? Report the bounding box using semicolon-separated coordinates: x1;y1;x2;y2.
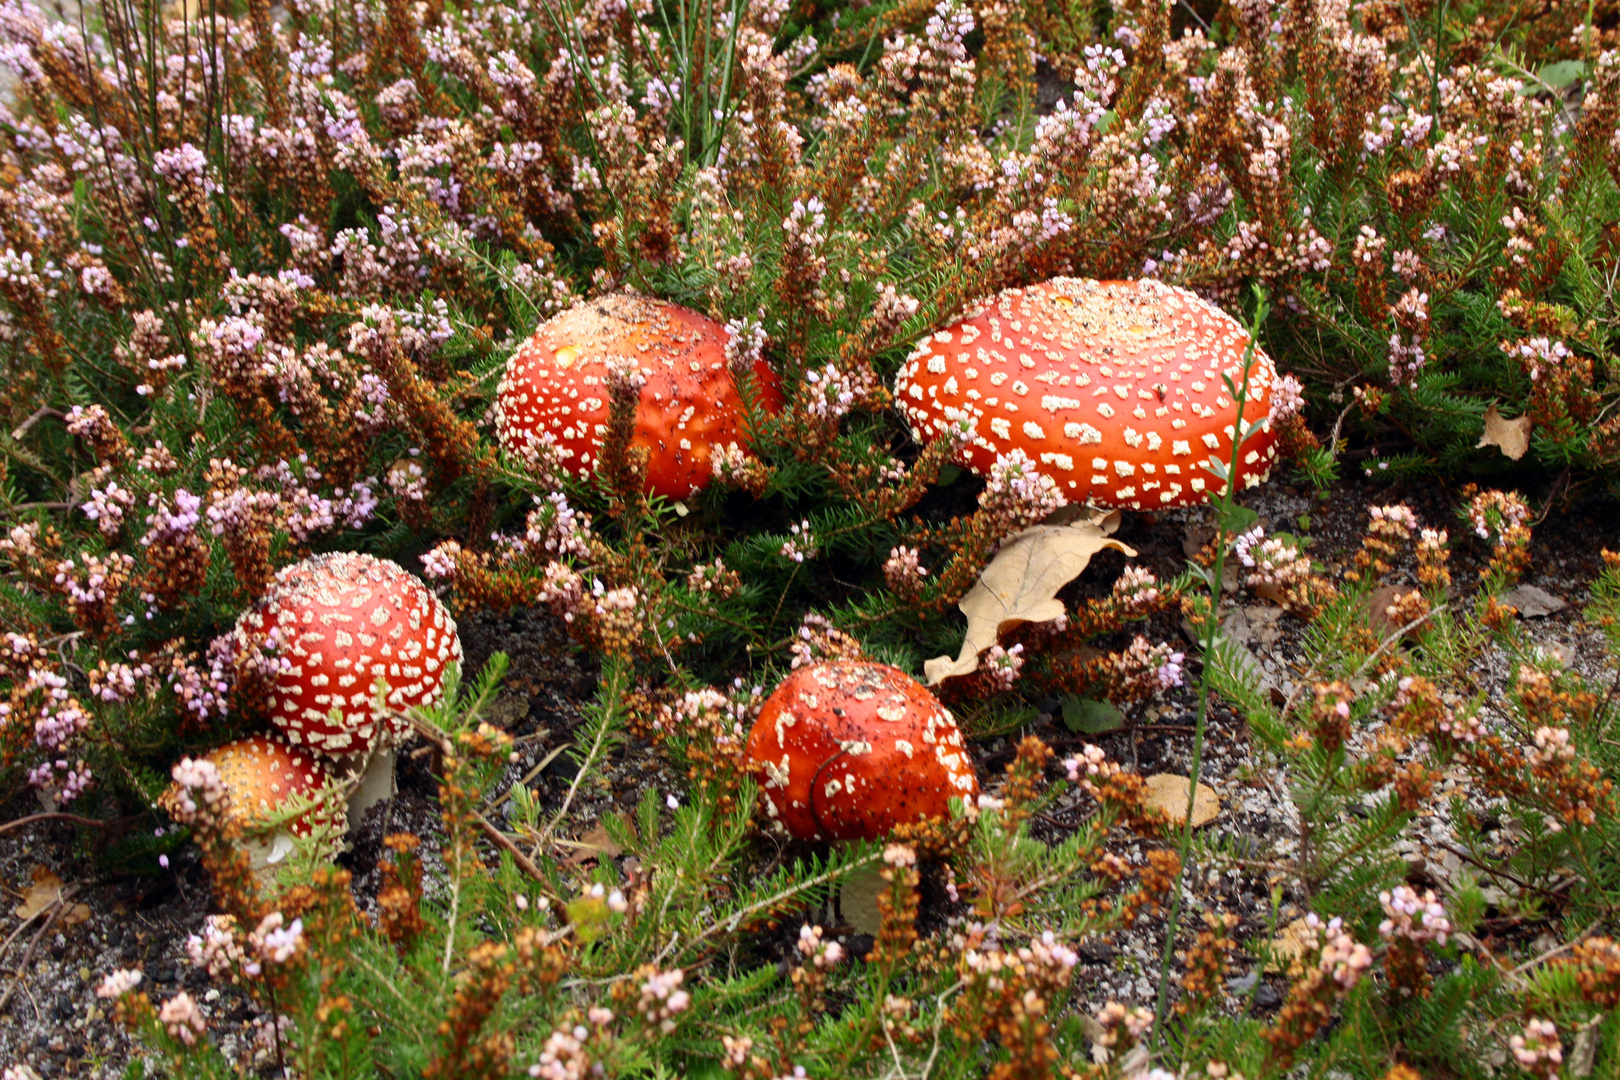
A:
1152;288;1270;1042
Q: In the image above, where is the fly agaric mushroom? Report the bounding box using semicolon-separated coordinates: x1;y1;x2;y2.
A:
496;294;782;500
233;552;462;829
745;661;979;841
894;278;1279;509
162;735;335;870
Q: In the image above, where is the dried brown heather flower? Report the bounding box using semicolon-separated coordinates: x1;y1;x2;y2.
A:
1178;911;1241;1014
1263;915;1373;1068
377;833;428;952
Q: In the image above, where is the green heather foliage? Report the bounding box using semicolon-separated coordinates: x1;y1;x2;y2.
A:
0;0;1618;1075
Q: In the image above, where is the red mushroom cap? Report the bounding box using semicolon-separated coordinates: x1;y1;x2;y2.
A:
234;553;462;756
894;278;1279;509
744;661;979;842
495;294;783;500
190;734;332;837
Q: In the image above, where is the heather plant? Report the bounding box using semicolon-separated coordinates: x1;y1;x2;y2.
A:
1;0;1619;1076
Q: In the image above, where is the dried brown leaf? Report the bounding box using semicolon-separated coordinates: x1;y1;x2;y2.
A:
1266;916;1313;972
1478;405;1531;461
14;866;64;921
924;509;1134;684
562;820;624;865
1142;774;1220;828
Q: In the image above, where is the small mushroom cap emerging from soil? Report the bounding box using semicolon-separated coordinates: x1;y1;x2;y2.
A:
744;661;979;842
495;293;782;500
894;278;1279;509
175;734;333;837
234;552;462;756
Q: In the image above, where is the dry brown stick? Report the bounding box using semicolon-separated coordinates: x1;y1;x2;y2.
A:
0;813;117;837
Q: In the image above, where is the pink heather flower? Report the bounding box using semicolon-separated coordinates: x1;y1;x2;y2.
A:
636;968;689;1033
1063;744;1115;784
1378;885;1452;945
247;912;304;972
979;449;1065;530
983;643;1025;691
1510;1018;1563;1080
420;540;461;581
883;545;928;594
1270;373;1306;422
797;924;846;968
187;915;245;980
528;1025;592;1080
1112;565;1160;610
168;757;227;825
158;991;206;1046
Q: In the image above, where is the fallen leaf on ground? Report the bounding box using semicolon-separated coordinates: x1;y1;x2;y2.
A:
925;509;1133;684
1142;774;1220;827
1265;917;1313;972
1477;405;1531;460
1502;584;1567;618
13;866;89;925
1365;584;1420;636
1062;697;1125;735
562;819;625;865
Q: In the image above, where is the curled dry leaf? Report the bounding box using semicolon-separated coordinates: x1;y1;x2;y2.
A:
562;818;626;866
14;866;90;925
1142;774;1220;827
924;509;1134;685
1477;405;1531;461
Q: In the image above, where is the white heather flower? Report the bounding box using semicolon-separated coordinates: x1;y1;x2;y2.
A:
96;968;143;999
883;843;917;868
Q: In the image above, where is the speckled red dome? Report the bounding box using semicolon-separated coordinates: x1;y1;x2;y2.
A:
188;734;331;836
234;553;461;756
745;661;979;841
495;294;782;500
894;278;1278;509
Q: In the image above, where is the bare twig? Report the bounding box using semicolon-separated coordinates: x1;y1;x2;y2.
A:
0;813;119;837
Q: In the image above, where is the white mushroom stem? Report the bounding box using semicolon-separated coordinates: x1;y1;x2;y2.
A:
242;831;298;873
334;745;397;836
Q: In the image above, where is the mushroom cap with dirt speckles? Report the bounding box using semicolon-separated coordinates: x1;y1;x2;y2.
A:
893;278;1279;509
744;661;979;842
234;553;462;756
184;734;331;837
495;294;782;500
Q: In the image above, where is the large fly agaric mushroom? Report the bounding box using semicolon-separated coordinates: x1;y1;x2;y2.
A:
745;661;979;842
233;552;462;829
894;278;1279;509
161;735;335;870
496;294;782;501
